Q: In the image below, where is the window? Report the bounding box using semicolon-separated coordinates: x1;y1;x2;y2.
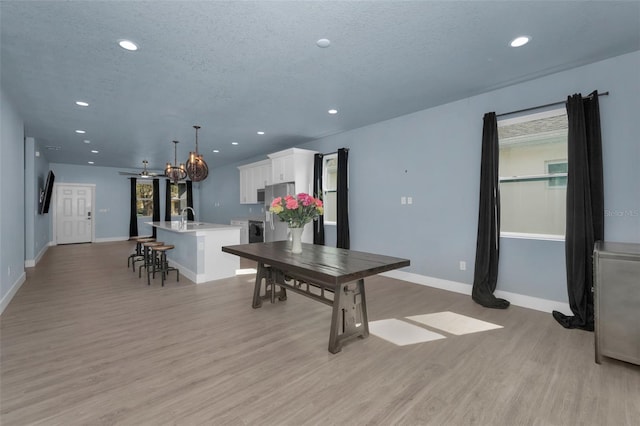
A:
546;160;568;188
498;108;568;238
136;182;153;216
170;182;187;216
322;153;338;224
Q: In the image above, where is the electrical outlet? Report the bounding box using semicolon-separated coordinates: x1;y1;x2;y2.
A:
407;197;413;205
459;261;466;271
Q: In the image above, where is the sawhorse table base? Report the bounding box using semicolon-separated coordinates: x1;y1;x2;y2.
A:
252;262;369;354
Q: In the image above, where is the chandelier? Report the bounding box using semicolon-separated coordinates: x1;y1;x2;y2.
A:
185;125;208;182
165;140;187;183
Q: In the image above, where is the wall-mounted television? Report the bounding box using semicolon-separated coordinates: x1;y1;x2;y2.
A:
39;170;55;214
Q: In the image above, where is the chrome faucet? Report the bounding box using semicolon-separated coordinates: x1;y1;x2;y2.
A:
180;207;196;226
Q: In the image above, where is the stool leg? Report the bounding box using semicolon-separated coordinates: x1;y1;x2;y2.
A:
147;250;154;286
132;242;142;271
161;252;166;287
139;246;146;278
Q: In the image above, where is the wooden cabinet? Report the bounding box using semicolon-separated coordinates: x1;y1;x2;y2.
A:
238;160;271;204
594;241;640;365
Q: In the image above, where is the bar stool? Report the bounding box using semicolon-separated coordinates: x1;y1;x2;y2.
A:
139;241;164;278
128;237;155;271
148;245;179;287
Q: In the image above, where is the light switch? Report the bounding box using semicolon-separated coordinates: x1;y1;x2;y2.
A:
407;197;413;205
401;196;406;205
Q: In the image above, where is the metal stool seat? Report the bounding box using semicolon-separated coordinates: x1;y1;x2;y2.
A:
128;237;155;271
149;245;179;287
139;241;164;278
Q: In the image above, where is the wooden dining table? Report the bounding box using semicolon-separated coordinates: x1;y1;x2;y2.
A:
222;241;410;353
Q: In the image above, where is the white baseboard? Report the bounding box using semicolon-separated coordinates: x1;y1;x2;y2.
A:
164;259;197;284
381;270;571;314
0;271;26;315
25;242;50;268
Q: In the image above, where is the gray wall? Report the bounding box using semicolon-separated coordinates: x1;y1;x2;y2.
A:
1;86;26;308
3;51;638;312
50;163;201;240
24;137;52;264
207;51;640;305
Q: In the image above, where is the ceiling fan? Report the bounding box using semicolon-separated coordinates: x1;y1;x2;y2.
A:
118;160;164;178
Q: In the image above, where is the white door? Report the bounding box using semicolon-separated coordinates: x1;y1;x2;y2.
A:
55;184;94;244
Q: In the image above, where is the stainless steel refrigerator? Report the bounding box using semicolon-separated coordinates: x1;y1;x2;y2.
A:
264;182;295;242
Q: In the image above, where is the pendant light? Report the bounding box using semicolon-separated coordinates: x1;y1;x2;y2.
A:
165;140;187;183
185;125;208;182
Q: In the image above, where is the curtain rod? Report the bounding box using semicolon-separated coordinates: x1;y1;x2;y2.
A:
496;91;609;118
319;148;349;156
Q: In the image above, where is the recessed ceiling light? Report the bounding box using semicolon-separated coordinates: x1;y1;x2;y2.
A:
231;142;239;146
75;129;86;134
75;101;89;107
328;109;338;114
213;149;219;153
316;38;331;48
83;140;91;144
88;161;95;165
91;150;99;153
510;36;530;48
257;131;265;135
118;39;138;51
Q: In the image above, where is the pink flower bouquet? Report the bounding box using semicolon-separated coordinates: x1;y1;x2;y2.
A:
269;193;324;228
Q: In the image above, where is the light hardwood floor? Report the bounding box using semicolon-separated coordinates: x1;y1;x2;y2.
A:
1;242;639;425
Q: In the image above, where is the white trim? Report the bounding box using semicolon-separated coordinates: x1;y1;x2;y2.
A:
24;242;50;267
0;271;26;315
500;232;565;242
380;270;571;314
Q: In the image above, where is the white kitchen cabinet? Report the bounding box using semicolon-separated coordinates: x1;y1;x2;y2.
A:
239;149;315;205
268;148;316;193
270;153;295;183
238;160;271;204
230;219;249;244
238;167;255;204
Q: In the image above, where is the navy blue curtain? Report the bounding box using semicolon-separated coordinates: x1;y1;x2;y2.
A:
129;178;138;237
313;153;325;245
186;181;194;220
336;148;350;249
164;179;172;222
472;112;509;309
152;179;160;238
553;91;604;331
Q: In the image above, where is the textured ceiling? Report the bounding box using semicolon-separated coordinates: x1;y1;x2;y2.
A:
1;1;639;173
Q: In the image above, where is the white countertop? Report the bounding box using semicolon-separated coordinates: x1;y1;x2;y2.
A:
147;221;242;233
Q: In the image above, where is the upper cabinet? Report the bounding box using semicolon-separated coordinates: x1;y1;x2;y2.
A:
268;148;316;192
270;153;295;183
238;159;271;204
238;148;316;204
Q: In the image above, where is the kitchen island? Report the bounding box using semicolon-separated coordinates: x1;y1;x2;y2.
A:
147;221;241;284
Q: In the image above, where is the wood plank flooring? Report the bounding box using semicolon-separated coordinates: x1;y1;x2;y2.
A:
1;241;639;425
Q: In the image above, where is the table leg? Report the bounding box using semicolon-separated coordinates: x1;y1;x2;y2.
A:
328;279;369;353
253;263;268;308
